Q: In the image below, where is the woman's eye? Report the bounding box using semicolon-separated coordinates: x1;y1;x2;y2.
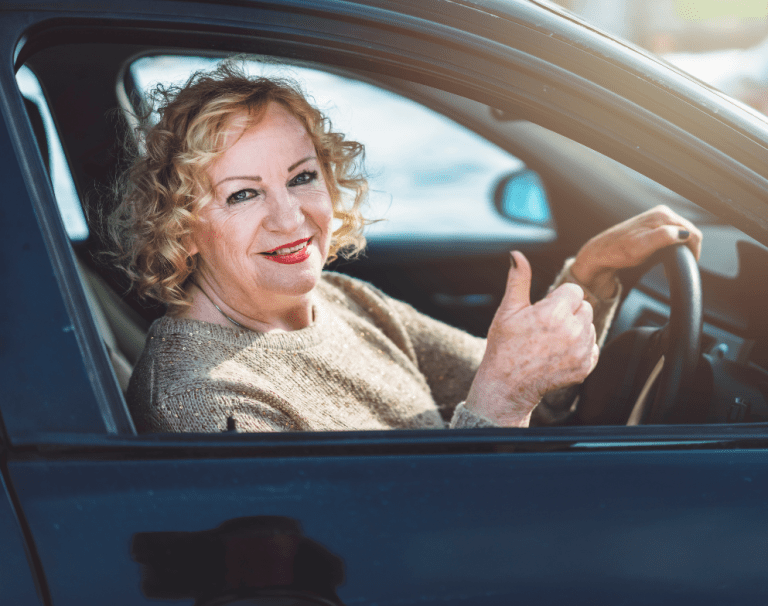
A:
226;189;258;205
289;170;318;187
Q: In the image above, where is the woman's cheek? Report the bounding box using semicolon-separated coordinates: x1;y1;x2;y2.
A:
199;228;221;244
187;219;218;256
305;189;334;224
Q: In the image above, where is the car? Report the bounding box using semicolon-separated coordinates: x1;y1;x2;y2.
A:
4;1;768;605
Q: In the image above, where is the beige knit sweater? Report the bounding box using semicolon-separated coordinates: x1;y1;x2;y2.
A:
128;263;619;433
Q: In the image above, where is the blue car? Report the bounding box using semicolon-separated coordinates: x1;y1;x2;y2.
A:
3;1;768;604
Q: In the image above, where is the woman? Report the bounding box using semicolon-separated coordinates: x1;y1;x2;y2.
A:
115;62;702;432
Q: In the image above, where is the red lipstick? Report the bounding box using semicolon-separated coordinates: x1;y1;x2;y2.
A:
261;238;311;265
263;238;309;254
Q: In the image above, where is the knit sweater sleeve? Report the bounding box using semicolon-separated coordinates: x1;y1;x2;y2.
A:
380;256;621;428
379;296;486;425
321;273;493;429
349;255;621;429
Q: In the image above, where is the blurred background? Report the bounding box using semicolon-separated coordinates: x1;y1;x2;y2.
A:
553;0;768;114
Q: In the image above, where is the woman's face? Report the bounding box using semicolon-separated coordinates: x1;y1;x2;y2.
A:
188;102;334;311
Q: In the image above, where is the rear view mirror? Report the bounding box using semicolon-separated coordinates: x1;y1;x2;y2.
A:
493;169;553;227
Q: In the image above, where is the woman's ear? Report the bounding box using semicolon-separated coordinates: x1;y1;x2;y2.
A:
183;232;199;257
183;214;202;256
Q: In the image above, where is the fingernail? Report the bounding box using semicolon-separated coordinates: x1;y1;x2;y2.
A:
509;251;517;269
678;229;690;240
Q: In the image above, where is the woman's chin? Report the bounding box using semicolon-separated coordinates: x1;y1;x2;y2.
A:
254;254;325;297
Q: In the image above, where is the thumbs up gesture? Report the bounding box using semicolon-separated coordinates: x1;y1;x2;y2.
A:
465;251;599;427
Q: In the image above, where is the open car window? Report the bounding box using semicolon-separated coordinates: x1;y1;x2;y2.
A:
14;42;768;437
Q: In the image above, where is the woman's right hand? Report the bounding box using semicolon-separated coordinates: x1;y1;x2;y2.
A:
465;251;599;427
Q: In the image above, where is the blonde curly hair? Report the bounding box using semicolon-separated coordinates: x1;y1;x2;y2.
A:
109;61;368;313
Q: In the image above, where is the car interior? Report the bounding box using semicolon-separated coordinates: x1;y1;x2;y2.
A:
17;40;768;430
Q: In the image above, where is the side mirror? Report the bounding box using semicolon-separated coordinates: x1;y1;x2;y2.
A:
493;169;553;227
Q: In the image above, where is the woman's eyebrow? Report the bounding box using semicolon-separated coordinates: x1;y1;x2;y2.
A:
215;175;261;187
214;156;316;189
288;156;316;172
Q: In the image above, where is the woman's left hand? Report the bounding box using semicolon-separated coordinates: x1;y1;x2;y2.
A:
571;205;703;300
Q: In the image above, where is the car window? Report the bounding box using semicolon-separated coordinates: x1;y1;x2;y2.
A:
16;65;89;242
129;55;556;244
16;46;767;437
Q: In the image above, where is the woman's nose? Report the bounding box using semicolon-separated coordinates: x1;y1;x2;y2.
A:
263;188;303;232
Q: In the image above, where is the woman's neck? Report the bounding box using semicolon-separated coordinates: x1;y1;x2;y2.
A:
177;280;315;333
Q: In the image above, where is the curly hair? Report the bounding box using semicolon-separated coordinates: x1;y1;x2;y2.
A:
108;60;368;313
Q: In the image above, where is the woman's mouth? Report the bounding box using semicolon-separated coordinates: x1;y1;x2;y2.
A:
261;238;312;264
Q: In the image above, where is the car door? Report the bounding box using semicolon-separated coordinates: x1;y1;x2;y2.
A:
0;416;44;604
3;2;768;606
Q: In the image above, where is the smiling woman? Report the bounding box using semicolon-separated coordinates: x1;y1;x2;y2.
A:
113;60;700;433
182;104;336;332
110;64;367;317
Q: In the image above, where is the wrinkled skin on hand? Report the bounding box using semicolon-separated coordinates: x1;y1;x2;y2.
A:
465;251;599;427
571;204;703;299
464;205;703;428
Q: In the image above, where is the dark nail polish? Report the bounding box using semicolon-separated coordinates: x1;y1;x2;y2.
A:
678;229;690;240
226;416;237;432
509;251;517;269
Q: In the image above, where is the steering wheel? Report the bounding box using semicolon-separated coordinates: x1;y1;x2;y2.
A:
577;244;702;425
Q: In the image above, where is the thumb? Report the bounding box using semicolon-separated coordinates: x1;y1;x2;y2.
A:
500;251;532;314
